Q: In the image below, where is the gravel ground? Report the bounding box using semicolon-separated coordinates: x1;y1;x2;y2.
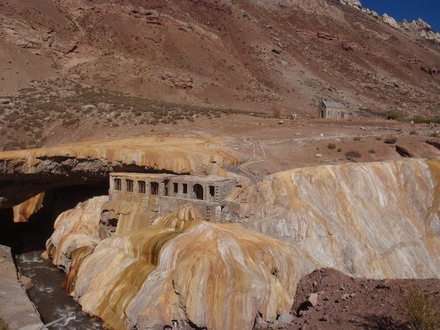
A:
287;268;440;329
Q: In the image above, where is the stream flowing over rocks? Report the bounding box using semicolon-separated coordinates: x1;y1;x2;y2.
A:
16;251;103;330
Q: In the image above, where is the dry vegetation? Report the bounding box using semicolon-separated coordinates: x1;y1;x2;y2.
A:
0;317;7;330
0;79;264;150
404;289;440;330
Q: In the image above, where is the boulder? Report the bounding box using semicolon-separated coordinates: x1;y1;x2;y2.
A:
382;14;400;29
307;293;319;307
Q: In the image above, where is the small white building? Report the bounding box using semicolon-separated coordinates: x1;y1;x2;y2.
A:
317;100;349;120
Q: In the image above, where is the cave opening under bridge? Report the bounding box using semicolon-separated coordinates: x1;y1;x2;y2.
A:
0;183;109;255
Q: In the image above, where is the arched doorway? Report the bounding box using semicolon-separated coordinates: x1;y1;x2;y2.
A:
193;184;204;200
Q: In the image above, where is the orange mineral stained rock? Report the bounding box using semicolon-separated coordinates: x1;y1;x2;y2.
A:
43;196;108;272
54;205;316;329
12;192;45;222
235;158;440;279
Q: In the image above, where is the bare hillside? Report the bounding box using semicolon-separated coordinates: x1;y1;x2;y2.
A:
0;0;439;150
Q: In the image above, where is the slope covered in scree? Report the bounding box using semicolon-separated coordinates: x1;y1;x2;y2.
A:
1;0;439;118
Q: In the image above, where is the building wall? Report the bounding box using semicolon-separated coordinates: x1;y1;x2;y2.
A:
317;104;348;120
108;173;237;223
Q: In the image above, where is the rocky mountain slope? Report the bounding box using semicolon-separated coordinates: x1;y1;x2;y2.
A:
0;0;439;149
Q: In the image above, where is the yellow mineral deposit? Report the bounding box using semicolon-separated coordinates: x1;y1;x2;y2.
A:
0;136;238;175
43;157;440;329
236;158;440;279
106;201;153;236
12;192;45;222
43;196;108;272
49;205;316;330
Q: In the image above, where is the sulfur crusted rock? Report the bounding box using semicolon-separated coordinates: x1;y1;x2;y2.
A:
235;158;440;279
12;193;45;222
0;137;238;208
58;206;316;330
44;196;108;272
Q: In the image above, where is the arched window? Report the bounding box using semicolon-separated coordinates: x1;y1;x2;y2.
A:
193;184;204;200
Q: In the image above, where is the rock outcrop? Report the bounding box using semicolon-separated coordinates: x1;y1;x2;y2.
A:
0;137;238;209
234;158;440;279
42;158;440;328
339;0;361;8
12;193;45;222
44;196;108;272
0;245;44;330
46;205;317;329
356;4;440;43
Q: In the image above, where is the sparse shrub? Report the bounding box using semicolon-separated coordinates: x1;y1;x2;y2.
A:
0;317;8;330
337;148;342;152
62;118;80;127
412;115;427;124
404;289;440;330
258;79;275;89
271;107;281;118
387;109;404;121
327;143;336;150
345;151;361;158
354;136;361;141
368;149;376;154
410;131;418;135
384;137;397;144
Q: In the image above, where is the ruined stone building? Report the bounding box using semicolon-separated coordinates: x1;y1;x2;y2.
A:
108;173;238;223
317;100;349;119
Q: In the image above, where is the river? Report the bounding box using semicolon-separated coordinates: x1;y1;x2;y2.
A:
16;251;103;329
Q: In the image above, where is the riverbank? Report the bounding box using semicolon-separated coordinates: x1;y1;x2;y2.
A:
0;245;44;330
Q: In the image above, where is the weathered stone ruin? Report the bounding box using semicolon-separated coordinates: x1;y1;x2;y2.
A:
100;173;240;238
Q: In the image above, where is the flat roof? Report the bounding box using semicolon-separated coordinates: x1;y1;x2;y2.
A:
110;173;173;179
109;173;234;182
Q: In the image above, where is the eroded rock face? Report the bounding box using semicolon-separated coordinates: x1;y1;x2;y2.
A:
12;193;45;222
44;196;108;272
339;0;361;8
46;205;317;329
0;137;238;209
234;158;440;279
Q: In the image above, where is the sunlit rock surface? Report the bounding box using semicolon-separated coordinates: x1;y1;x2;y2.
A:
0;137;236;172
44;196;107;272
12;192;45;222
101;200;153;238
235;158;440;279
0;137;238;208
58;206;316;329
